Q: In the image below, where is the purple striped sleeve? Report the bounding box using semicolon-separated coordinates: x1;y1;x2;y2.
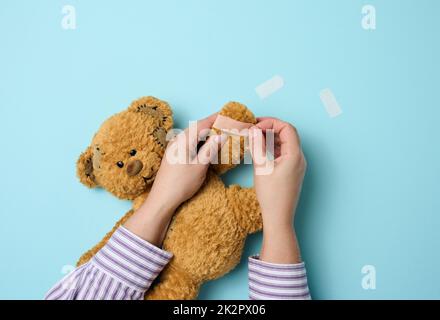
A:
44;226;172;300
248;256;311;300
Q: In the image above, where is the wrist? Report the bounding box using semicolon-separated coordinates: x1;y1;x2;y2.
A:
143;188;181;217
263;223;295;240
140;196;177;219
124;194;177;246
261;213;294;233
261;226;301;264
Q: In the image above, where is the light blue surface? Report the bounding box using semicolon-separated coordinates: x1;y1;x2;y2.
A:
0;0;439;299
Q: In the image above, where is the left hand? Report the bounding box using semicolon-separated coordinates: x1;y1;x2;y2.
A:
149;114;226;211
124;114;226;245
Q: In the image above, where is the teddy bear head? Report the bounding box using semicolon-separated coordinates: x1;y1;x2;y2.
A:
77;96;173;200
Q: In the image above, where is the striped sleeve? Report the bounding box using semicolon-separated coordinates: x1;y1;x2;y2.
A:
248;256;311;300
45;226;172;300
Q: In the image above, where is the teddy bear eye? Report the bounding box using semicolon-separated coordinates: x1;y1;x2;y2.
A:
129;149;137;156
116;161;124;168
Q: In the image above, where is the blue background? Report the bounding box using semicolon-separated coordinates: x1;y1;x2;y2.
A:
0;0;439;299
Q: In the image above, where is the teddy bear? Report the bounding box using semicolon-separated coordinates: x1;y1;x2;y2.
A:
76;96;262;299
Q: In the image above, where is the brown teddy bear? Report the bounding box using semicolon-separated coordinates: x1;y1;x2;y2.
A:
76;96;262;299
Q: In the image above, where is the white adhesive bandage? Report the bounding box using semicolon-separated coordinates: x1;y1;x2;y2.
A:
255;75;285;99
319;88;343;118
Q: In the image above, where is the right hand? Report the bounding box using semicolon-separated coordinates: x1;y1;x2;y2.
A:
249;117;306;263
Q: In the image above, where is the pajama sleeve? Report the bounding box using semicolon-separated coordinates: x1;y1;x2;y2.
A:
45;226;172;300
248;256;311;300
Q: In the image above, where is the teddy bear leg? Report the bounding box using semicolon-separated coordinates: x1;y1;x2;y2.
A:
226;185;263;234
76;209;135;267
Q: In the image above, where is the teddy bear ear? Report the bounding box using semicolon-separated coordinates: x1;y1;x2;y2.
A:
128;96;173;131
77;146;99;188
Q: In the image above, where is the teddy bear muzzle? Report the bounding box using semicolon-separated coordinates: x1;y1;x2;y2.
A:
126;159;143;177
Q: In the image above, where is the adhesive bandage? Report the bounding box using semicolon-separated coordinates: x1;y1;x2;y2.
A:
319;88;343;118
212;114;253;137
255;75;285;99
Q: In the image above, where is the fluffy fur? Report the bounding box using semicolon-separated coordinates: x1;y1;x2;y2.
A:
76;96;262;299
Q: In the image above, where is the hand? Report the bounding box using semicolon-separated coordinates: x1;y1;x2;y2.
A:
149;114;227;211
124;114;226;246
249;117;306;264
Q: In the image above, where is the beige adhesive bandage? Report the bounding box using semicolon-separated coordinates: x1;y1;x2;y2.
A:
212;114;253;137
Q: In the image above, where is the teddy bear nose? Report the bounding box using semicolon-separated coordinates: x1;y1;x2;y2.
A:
126;160;143;177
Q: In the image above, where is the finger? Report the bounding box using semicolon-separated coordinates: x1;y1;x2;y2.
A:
256;116;273;123
254;117;300;156
249;127;267;167
197;134;227;165
185;113;218;157
255;116;284;126
197;113;218;132
185;113;218;138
